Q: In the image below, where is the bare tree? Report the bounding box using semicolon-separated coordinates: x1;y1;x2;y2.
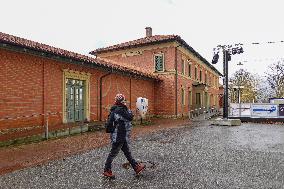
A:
265;59;284;98
255;75;273;103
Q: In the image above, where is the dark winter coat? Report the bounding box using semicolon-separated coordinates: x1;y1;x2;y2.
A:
105;104;133;143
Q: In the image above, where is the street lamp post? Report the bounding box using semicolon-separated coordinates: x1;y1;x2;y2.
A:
223;49;229;119
212;45;244;119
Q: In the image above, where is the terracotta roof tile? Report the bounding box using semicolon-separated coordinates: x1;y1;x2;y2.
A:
90;35;179;55
0;32;159;80
90;35;222;76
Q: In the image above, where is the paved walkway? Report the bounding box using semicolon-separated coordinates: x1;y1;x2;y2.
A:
0;118;190;175
1;121;284;188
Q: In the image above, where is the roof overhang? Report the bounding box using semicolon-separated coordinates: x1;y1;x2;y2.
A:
0;32;159;81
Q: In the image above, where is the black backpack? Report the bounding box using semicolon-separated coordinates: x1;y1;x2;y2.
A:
105;108;116;133
105;119;115;133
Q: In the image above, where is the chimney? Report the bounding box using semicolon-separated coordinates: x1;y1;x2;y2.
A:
145;27;152;37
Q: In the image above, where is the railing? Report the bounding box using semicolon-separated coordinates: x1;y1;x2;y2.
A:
0;112;62;140
0;112;62;122
0;112;97;141
189;106;220;121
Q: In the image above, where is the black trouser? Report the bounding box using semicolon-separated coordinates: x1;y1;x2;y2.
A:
104;141;137;171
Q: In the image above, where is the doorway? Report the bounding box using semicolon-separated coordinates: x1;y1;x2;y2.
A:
66;78;85;122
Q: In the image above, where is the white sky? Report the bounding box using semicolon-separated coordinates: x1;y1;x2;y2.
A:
1;0;284;76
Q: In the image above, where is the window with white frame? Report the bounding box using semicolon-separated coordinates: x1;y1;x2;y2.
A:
154;54;164;72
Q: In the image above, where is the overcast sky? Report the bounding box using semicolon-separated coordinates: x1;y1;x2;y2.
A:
1;0;284;76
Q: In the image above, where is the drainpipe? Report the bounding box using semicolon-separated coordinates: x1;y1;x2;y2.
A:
42;61;45;126
175;46;178;118
129;78;132;109
99;71;112;121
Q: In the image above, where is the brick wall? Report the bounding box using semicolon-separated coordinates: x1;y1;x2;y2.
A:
98;45;176;73
100;74;155;120
0;49;44;129
0;48;156;141
96;44;222;117
175;48;221;115
97;46;177;116
154;74;176;116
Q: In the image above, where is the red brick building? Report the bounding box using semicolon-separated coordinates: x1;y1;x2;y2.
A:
0;32;159;141
90;27;222;117
0;28;221;141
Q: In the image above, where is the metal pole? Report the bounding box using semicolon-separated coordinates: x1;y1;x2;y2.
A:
225;50;229;119
238;88;241;117
222;49;225;118
223;49;228;119
239;89;242;118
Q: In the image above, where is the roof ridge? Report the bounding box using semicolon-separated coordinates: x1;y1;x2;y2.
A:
89;33;221;76
90;34;180;55
0;32;90;59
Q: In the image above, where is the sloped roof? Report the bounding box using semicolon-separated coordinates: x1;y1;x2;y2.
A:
0;32;159;80
90;35;222;76
90;35;178;54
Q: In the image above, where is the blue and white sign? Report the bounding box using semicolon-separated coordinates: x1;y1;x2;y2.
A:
251;104;278;117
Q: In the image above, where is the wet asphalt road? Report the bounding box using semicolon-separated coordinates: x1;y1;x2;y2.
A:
0;122;284;189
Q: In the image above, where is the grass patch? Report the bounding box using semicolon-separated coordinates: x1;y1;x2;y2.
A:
132;119;152;127
0;135;44;148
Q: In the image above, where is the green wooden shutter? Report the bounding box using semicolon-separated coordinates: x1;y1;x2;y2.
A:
155;55;164;72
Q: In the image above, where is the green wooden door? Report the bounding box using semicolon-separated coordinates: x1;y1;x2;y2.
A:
66;79;85;122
